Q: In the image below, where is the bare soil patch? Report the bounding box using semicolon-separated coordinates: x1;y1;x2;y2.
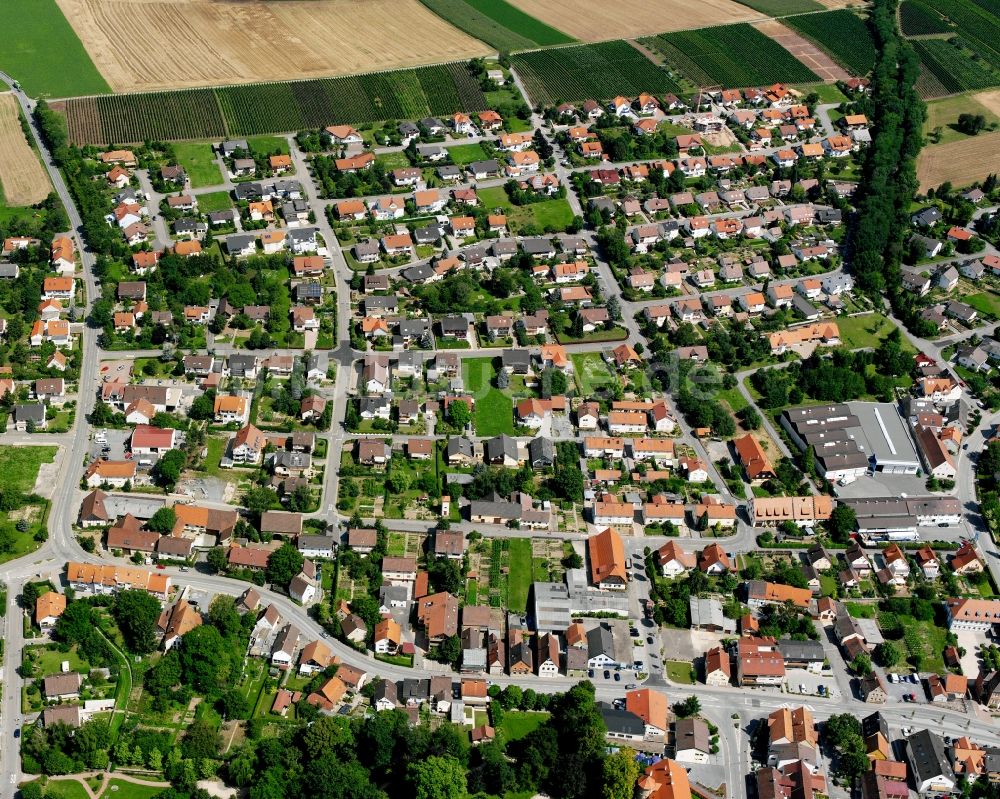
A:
506;0;759;40
753;19;850;82
0;93;50;205
54;0;490;93
917;131;1000;191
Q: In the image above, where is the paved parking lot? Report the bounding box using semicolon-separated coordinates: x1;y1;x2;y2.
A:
833;472;949;501
90;428;130;461
785;667;841;701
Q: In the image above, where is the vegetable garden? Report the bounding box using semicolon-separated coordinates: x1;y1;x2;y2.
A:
784;10;878;75
63;62;488;144
510;41;682;106
640;23;819;87
420;0;573;50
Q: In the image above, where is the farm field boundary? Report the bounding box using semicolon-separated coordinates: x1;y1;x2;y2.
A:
62;62;489;145
783;9;878;75
916;130;1000;190
0;93;51;206
641;23;820;87
419;0;574;51
510;41;682;106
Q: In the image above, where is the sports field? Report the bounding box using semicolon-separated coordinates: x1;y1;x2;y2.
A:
0;0;110;97
53;0;490;93
0;94;50;206
505;0;758;40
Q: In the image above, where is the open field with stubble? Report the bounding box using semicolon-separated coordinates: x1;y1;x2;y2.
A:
917;131;1000;190
0;94;51;206
505;0;759;40
53;0;490;93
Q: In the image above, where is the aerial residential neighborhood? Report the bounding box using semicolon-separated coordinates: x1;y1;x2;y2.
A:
2;0;1000;796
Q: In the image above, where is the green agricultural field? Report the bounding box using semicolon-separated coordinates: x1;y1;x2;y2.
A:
732;0;823;12
925;94;1000;144
63;61;488;145
196;191;234;214
172;142;222;188
511;41;682;105
914;38;1000;94
0;0;110;98
920;0;1000;72
420;0;573;50
900;0;952;35
642;23;819;86
784;10;878;75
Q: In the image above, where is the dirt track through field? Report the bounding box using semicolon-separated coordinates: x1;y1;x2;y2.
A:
0;93;50;205
54;0;490;93
753;19;850;82
917;131;1000;191
505;0;759;40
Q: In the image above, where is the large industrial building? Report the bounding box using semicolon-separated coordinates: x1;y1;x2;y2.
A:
839;496;962;541
780;403;921;479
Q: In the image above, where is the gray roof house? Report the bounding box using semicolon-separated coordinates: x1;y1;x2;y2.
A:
905;730;955;794
528;437;554;468
485;435;519;466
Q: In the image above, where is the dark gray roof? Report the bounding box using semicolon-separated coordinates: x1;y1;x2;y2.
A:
297;534;334;553
398;318;430;338
14;404;45;422
528;436;554;466
286;227;317;244
226;234;256;252
599;703;645;737
414;225;442;244
502;348;531;368
440;316;469;335
400;678;430;702
447;437;474;458
906;729;952;784
587;622;615;658
467;159;499;174
364;295;398;312
486;434;518;463
776;639;825;662
403;263;435;283
521;237;556;255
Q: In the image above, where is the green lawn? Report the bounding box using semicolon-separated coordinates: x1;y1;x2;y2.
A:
845;601;876;618
961;292;1000;319
0;445;56;493
463;356;515;436
507;538;533;614
102;779;166;799
447;142;491;165
377;150;411;170
29;645;90;675
794;82;849;104
836;314;914;351
197;190;233;214
248;136;290;156
498;710;550;743
172;142;223;188
571;351;615;396
477;186;575;234
716;386;749;415
665;660;694;684
41;779;91;799
0;0;110;97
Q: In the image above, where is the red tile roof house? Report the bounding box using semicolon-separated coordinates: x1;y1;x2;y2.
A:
130;425;176;456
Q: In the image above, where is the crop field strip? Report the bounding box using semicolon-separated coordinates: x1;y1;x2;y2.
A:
419;0;574;51
916;0;1000;69
899;1;952;35
913;39;1000;94
730;0;824;13
510;41;682;106
640;23;819;87
783;9;878;75
63;63;488;145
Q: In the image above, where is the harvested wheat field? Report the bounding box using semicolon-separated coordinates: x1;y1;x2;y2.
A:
917;132;1000;191
53;0;491;93
973;89;1000;117
0;94;50;205
753;20;850;81
505;0;759;40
